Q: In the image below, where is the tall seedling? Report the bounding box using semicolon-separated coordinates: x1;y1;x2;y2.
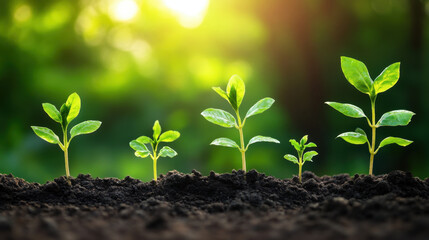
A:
326;57;414;175
31;93;102;184
201;75;280;172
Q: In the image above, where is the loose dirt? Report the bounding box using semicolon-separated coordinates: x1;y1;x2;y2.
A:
1;170;429;239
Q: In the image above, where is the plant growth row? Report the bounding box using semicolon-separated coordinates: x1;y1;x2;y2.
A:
31;57;414;183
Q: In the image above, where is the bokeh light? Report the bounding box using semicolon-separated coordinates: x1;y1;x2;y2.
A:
162;0;210;28
110;0;139;21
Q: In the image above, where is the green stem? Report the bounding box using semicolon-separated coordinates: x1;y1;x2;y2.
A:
298;163;302;183
153;157;158;181
236;111;246;172
369;100;376;175
151;142;159;181
63;129;71;185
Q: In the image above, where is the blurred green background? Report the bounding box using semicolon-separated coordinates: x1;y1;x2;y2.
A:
1;0;428;183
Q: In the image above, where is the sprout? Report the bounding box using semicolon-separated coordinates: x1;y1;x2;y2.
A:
31;93;102;184
201;75;279;172
129;120;180;181
284;135;318;182
326;57;414;175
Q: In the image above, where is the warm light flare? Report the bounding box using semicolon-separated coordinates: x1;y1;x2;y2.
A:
162;0;210;28
110;0;139;21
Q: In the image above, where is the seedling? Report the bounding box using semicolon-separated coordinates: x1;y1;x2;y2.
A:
129;120;180;181
31;93;102;184
201;75;280;172
284;135;318;182
326;57;414;175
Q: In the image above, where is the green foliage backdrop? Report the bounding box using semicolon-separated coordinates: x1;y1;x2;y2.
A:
1;0;428;183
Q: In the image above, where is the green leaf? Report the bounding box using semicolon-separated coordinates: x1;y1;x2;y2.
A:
337;132;368;145
130;140;149;152
300;135;308;146
60;103;70;127
226;75;245;110
65;93;81;124
325;102;367;118
355;128;367;138
289;139;301;152
305;142;317;148
340;56;373;94
373;62;400;94
135;151;150;158
153;120;161;140
31;126;60;144
212;87;230;103
158;131;180;142
159;146;177;158
137;136;153;144
303;151;318;162
378;137;413;149
70;120;101;139
284;154;299;164
42;103;62;123
245;97;275;119
247;136;280;148
377;110;415;127
201;108;237;128
210;138;239;148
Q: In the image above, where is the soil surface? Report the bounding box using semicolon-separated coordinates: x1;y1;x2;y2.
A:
1;170;429;240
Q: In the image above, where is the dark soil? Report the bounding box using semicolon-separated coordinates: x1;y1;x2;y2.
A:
1;170;429;240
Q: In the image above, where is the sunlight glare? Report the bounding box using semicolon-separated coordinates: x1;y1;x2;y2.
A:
162;0;210;28
111;0;139;21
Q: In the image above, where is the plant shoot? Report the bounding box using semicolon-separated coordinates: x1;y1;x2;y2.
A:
284;135;318;182
201;75;280;172
31;93;102;184
326;57;414;175
129;120;180;181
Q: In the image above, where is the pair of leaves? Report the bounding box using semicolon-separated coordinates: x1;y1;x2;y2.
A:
32;122;102;145
337;128;412;151
130;140;177;159
210;136;279;150
32;93;101;146
284;151;318;165
43;93;80;128
341;56;400;96
201;98;275;128
130;120;179;160
212;75;245;111
325;102;415;127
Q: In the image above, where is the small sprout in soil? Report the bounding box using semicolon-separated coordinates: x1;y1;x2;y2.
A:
326;57;414;175
201;74;280;172
129;120;180;181
31;93;102;184
284;135;318;182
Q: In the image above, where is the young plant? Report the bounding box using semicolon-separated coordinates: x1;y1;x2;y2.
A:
129;120;180;181
284;135;318;182
201;74;280;172
326;57;415;175
31;93;102;184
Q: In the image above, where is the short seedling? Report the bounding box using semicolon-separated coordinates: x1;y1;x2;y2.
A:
201;75;280;172
326;57;414;175
31;93;102;184
129;120;180;181
284;135;318;182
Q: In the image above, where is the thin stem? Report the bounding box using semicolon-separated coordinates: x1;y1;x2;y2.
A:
151;142;159;181
298;163;302;183
369;100;376;175
153;158;157;181
63;129;71;185
236;111;246;172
